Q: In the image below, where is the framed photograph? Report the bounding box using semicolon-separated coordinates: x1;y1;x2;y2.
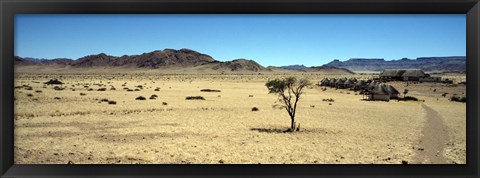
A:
1;0;479;177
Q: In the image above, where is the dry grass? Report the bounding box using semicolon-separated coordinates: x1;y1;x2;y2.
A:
14;73;466;164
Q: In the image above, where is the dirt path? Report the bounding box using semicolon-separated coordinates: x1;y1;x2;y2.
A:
412;103;449;164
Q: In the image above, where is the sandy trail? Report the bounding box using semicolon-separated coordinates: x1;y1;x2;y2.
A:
413;103;449;164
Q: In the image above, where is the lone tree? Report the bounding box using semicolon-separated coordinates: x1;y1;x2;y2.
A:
266;77;311;132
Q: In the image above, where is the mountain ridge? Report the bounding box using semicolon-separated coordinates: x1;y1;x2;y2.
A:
323;56;466;72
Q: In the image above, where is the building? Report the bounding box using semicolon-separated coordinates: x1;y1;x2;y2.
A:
365;83;400;101
379;69;438;82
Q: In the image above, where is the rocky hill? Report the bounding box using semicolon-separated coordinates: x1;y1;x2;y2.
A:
323;56;466;72
14;49;269;73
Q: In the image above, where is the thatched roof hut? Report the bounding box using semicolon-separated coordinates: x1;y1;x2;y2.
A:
379;69;427;81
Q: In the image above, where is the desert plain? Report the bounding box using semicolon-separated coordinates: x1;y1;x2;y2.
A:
13;71;466;164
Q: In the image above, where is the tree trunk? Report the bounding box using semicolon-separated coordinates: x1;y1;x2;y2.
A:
290;116;295;130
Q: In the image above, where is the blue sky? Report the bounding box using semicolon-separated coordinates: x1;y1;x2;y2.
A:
15;14;465;67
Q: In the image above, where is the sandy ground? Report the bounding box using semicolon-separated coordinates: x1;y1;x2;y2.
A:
13;73;466;164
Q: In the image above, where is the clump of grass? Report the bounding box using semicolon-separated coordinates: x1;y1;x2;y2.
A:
27;94;33;97
127;89;133;92
108;101;117;105
97;88;107;91
186;96;205;100
134;89;140;91
54;97;61;100
200;89;221;92
110;87;116;90
88;88;93;91
136;96;146;100
251;107;259;111
322;98;335;102
154;87;160;91
35;90;42;93
162;102;168;106
100;98;109;102
442;93;448;97
249;95;254;97
25;86;33;90
80;93;87;96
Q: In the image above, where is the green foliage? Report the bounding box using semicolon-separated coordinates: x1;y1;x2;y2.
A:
265;77;311;131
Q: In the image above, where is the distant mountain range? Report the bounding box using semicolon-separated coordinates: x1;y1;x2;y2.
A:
15;49;465;73
280;64;307;70
322;57;466;72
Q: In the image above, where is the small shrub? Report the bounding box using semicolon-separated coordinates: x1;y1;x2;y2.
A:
450;96;466;103
322;98;335;102
127;89;133;92
251;107;259;111
100;98;109;102
27;94;33;97
53;86;64;90
162;102;168;105
154;88;160;91
403;96;419;101
80;93;87;96
44;79;63;85
200;89;221;92
108;101;117;105
110;87;116;90
35;90;42;93
88;88;93;91
97;88;107;91
134;89;140;91
136;96;146;100
442;93;448;97
249;95;254;97
186;96;205;100
25;86;33;90
54;97;61;100
149;95;157;100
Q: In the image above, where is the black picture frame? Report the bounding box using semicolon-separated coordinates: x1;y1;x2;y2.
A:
1;0;479;177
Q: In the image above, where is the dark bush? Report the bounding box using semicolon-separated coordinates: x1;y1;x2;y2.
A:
35;90;42;93
162;102;168;105
402;96;419;101
251;107;259;111
186;96;205;100
108;101;117;105
200;89;221;92
149;95;157;100
80;93;87;96
100;98;109;102
25;86;33;90
450;96;466;103
27;94;33;97
97;88;107;91
136;96;146;100
45;79;63;85
54;97;61;100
